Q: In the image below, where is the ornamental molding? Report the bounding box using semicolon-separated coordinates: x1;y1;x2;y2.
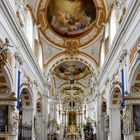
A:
122;109;132;134
110;80;121;90
0;86;17;102
129;37;140;63
1;0;45;84
125;87;140;105
15;0;27;10
14;52;24;65
98;0;139;83
0;38;13;68
64;45;80;57
37;0;106;48
104;113;109;132
118;49;128;63
104;77;109;86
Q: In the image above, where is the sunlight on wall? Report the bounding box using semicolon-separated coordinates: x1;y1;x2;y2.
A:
26;10;33;49
100;42;105;67
110;9;117;45
105;22;109;39
38;45;43;70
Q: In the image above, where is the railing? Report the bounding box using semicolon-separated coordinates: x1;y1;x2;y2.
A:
18;123;32;140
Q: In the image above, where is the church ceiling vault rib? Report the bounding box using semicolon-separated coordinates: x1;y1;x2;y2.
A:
53;61;91;80
35;0;108;72
45;53;98;76
2;0;139;139
46;58;96;103
35;0;107;105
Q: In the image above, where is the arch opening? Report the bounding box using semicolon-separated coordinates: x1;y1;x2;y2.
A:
110;87;124;140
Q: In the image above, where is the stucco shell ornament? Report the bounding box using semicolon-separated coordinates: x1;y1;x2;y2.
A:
37;0;106;48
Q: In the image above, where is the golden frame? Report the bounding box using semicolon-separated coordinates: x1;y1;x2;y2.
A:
37;0;106;48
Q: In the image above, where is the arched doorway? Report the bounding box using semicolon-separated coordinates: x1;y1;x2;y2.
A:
18;88;33;140
110;87;123;140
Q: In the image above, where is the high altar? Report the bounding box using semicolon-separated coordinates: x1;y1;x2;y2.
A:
65;111;80;140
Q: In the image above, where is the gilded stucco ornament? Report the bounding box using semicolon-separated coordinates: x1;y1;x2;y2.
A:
104;113;109;132
16;11;24;27
37;0;106;48
0;38;13;68
115;0;127;24
0;85;9;95
122;109;131;134
64;40;80;57
15;0;27;27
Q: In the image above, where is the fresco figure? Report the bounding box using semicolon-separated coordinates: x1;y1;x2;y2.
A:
47;0;96;37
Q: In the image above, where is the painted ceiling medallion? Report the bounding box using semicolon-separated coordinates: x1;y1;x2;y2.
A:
47;0;96;38
54;61;90;80
37;0;106;48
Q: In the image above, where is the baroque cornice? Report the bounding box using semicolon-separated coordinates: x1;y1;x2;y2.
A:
44;51;98;74
98;0;140;84
0;0;45;88
37;0;106;49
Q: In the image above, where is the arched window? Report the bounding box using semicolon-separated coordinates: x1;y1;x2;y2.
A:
100;42;105;67
110;9;117;45
38;45;43;70
26;10;33;49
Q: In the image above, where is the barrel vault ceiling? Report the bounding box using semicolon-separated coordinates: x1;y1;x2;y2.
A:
26;0;113;103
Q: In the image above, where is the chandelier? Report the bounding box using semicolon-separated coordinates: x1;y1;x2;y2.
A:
0;38;13;68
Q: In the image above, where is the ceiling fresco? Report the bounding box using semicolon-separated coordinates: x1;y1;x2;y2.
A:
54;61;90;80
37;0;106;48
35;0;107;105
27;0;111;108
47;0;96;38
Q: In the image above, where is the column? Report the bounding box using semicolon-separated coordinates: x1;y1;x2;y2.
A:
65;111;67;126
62;114;64;127
66;111;68;127
82;111;84;123
80;113;82;128
76;112;79;127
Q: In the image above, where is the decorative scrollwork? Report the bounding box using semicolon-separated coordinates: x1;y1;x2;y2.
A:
122;109;131;134
0;38;13;68
104;113;109;132
64;40;80;57
0;85;9;95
